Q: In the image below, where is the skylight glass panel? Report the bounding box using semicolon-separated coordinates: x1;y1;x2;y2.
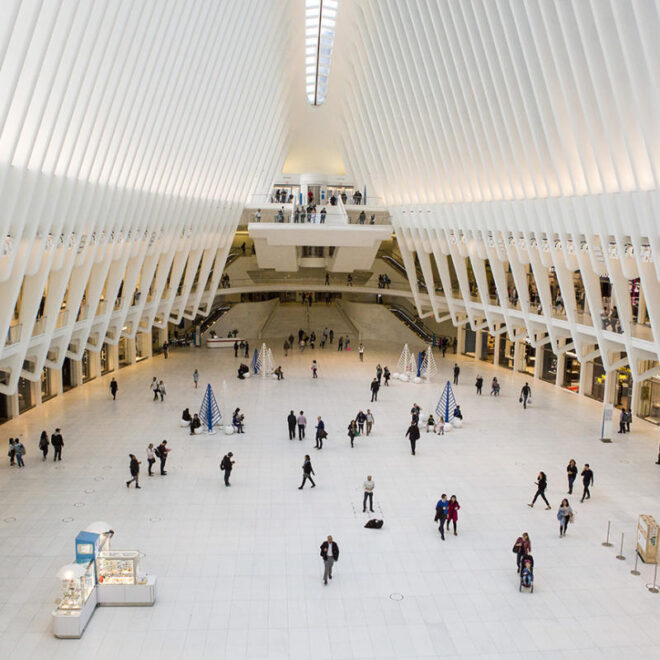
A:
305;0;338;106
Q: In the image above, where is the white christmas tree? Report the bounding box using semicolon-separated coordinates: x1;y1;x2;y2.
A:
258;342;274;378
397;344;412;372
421;345;438;381
266;348;275;375
405;351;416;376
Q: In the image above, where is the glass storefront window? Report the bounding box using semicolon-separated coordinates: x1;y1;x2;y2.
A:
480;333;495;363
589;357;606;402
41;367;55;402
639;378;660;425
62;357;75;391
562;354;581;392
463;327;476;357
118;337;130;367
541;345;557;383
17;377;33;413
82;350;93;383
522;343;535;375
100;344;111;375
615;366;632;411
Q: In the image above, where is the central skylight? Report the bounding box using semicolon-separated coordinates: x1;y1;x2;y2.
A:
305;0;338;106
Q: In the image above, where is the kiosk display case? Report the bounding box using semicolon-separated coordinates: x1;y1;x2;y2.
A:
52;563;98;638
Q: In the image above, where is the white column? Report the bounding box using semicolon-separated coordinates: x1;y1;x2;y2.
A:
456;324;466;354
555;342;566;388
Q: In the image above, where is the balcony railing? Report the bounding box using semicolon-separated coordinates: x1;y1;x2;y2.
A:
6;322;21;345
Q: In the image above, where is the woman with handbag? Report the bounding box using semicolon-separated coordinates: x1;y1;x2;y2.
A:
446;495;461;535
347;420;357;448
557;499;574;537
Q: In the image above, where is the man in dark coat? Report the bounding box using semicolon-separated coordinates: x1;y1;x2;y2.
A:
320;535;339;585
220;452;234;486
287;410;297;440
405;423;420;455
51;428;64;461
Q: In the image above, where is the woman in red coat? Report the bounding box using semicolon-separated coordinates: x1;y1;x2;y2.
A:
446;495;460;535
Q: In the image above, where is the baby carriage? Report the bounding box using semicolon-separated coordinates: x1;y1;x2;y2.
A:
519;554;534;592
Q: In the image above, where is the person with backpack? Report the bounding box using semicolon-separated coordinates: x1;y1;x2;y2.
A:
347;420;357;448
146;443;156;476
435;494;449;540
383;366;391;386
528;471;551;509
475;376;483;395
513;532;531;573
51;429;64;461
126;454;141;488
14;438;26;468
355;410;366;435
520;382;531;409
315;417;326;449
110;377;118;400
299;455;315;489
39;431;49;461
220;452;235;486
406;422;420;455
156;440;170;475
580;464;594;502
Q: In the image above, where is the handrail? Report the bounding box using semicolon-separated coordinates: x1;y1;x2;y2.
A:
199;304;232;334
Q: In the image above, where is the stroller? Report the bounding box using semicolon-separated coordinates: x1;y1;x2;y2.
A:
519;554;534;592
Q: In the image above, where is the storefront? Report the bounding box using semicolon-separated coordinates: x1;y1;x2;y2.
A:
522;341;535;375
0;372;10;423
62;357;76;391
639;377;660;425
118;337;130;368
41;366;55;403
498;336;515;370
100;344;111;375
82;350;93;383
615;365;632;410
588;357;606;402
480;332;495;363
17;376;34;413
540;344;557;384
463;327;476;357
562;352;581;392
136;333;147;362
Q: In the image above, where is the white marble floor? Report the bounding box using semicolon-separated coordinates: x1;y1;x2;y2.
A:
1;340;660;659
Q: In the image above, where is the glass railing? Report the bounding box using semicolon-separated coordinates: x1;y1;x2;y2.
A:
32;316;48;337
6;322;21;345
56;309;69;329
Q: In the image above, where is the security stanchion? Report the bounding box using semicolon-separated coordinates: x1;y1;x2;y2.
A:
602;521;613;547
631;552;640;576
647;564;659;594
616;533;625;560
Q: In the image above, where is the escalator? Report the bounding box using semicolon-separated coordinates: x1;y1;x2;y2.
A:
200;304;232;334
381;255;426;291
388;304;434;342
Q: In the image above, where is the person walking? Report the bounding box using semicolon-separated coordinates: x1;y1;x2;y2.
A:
557;499;573;537
435;415;445;435
338;336;344;351
193;369;199;389
365;409;374;435
51;428;64;461
311;360;318;378
528;471;551;509
156;440;170;475
435;494;448;539
475;376;483;395
446;495;460;535
297;411;307;440
580;464;594;502
520;382;531;409
14;438;25;468
315;417;326;449
406;422;420;455
491;377;500;396
355;410;366;435
329;329;334;345
162;341;169;359
513;533;531;573
220;452;235;486
244;341;249;358
370;378;379;402
320;536;339;585
158;380;166;402
566;459;577;494
376;364;383;384
453;363;460;385
363;475;375;512
110;377;118;400
234;341;239;357
150;376;159;401
358;344;365;361
8;438;16;466
347;420;357;448
126;454;141;488
146;443;156;476
39;431;49;461
383;366;390;386
299;455;316;489
626;408;632;432
287;410;297;440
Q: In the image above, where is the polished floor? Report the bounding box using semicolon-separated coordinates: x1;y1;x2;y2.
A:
1;340;660;659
